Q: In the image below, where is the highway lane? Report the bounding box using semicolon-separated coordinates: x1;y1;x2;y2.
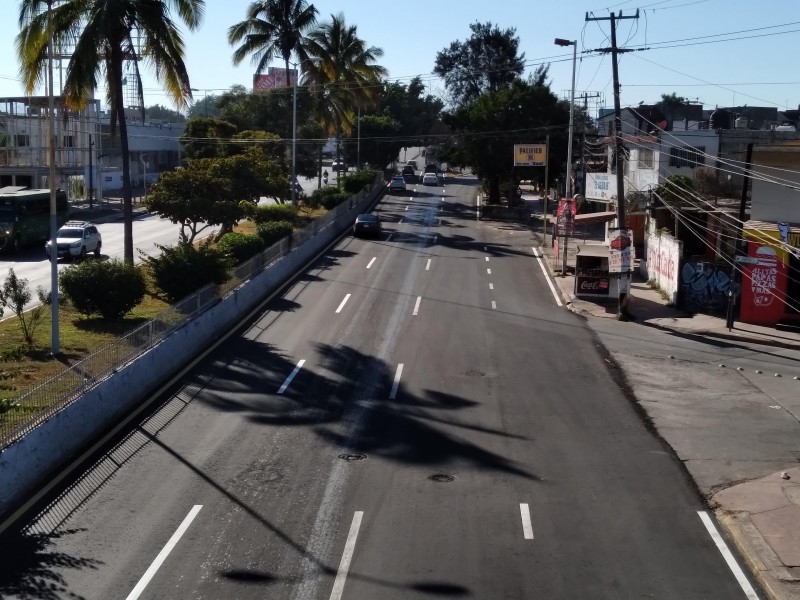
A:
0;175;760;599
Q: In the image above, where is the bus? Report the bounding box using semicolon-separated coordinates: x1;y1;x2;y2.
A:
0;188;69;253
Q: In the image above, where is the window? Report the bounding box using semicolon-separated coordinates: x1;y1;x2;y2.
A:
638;148;654;168
63;135;74;148
15;134;30;147
669;146;705;168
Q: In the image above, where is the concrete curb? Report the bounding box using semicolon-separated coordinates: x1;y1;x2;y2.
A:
717;510;800;600
639;319;800;351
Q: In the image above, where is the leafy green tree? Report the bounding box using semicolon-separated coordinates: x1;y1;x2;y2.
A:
17;0;204;264
145;147;286;244
145;158;228;244
443;80;568;203
145;104;186;123
187;94;219;119
228;0;318;86
355;114;401;168
434;22;526;107
181;116;238;159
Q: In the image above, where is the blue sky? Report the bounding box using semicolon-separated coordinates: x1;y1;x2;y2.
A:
1;0;798;116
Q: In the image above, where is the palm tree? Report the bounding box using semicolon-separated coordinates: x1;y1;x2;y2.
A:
17;0;203;263
228;0;318;87
303;13;387;170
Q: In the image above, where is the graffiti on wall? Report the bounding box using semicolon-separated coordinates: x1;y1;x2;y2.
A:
679;261;733;315
644;224;681;304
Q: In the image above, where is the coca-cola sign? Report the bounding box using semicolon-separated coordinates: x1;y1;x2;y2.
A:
576;276;610;296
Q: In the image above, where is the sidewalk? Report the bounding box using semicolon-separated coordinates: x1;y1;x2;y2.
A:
518;189;800;600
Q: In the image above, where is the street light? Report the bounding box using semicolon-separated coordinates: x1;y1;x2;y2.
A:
554;38;577;199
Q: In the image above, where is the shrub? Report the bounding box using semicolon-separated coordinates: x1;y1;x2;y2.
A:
340;168;375;194
217;232;265;263
143;242;231;304
311;186;351;210
59;260;146;319
253;203;298;225
257;220;294;246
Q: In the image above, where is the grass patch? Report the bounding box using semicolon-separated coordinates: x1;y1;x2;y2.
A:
0;293;171;432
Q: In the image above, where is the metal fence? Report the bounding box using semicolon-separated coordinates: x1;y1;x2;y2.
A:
0;184;376;449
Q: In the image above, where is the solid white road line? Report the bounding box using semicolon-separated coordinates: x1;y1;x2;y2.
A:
486;268;492;275
413;296;422;316
390;364;404;399
328;511;364;600
489;283;494;290
485;256;489;262
491;300;497;310
426;258;431;271
277;359;306;394
405;205;409;211
335;294;351;314
531;247;563;307
366;257;376;269
125;505;203;600
519;503;534;540
386;233;393;242
697;511;759;600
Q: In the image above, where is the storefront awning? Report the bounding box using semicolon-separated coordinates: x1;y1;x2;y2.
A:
574;211;616;224
576;244;611;257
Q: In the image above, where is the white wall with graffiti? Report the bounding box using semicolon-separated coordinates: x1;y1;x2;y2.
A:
641;219;682;304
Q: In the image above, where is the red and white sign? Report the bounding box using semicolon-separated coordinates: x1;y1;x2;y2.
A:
740;241;787;325
575;275;610;297
608;229;634;273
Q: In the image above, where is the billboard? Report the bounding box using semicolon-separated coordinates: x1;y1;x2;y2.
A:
608;228;634;273
585;173;617;202
254;67;298;92
513;144;547;167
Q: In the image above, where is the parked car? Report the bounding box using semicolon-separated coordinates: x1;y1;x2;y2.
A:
353;214;382;238
388;175;407;193
45;221;102;260
422;172;438;186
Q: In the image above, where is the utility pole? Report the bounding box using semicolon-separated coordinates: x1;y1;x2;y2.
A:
587;9;638;318
726;142;753;330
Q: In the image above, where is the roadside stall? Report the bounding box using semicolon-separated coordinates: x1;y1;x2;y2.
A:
574;245;614;298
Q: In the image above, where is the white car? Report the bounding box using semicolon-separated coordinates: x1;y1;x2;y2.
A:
45;221;102;260
422;172;438;186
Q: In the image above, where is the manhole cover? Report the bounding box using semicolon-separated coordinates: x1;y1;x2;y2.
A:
338;452;366;461
429;474;455;483
465;370;485;377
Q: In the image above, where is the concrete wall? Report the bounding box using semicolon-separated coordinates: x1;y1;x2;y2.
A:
642;218;682;304
0;183;382;518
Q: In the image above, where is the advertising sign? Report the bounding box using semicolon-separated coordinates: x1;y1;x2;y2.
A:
513;144;547;167
585;173;617;202
608;228;634;273
254;67;298;92
575;275;610;298
555;197;576;237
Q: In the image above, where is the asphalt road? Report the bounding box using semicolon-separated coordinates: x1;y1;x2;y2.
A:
0;175;760;599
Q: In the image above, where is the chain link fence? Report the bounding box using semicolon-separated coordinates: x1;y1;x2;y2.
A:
0;184;376;449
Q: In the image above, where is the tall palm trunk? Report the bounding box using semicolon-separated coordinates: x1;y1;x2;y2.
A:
111;47;134;263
